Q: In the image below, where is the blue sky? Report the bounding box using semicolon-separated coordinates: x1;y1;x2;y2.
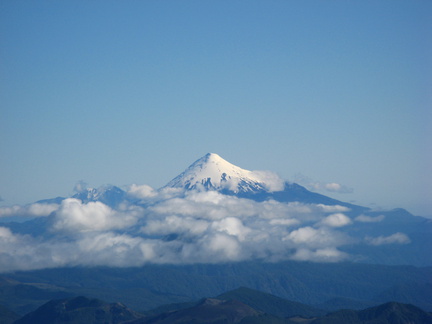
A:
1;1;431;216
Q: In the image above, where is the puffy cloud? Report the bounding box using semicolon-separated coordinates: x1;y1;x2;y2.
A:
0;227;152;271
202;233;243;261
0;227;62;272
0;185;412;272
355;214;385;223
74;232;150;266
365;232;411;245
53;198;141;233
142;215;209;237
319;213;352;227
0;226;16;242
285;226;350;249
0;205;22;218
322;183;353;194
127;185;184;203
269;218;300;227
149;191;258;221
211;217;251;241
127;184;158;199
251;170;285;192
316;204;350;213
0;203;59;218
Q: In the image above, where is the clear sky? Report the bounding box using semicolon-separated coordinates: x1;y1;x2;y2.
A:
1;1;431;216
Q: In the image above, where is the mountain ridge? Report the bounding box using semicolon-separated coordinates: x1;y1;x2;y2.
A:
30;153;370;212
5;287;432;324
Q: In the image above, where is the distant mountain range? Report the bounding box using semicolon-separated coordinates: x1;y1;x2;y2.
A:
39;153;369;210
2;152;430;267
0;153;431;322
3;287;432;324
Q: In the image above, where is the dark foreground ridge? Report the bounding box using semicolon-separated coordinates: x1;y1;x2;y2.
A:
2;262;431;315
2;287;432;324
13;296;142;324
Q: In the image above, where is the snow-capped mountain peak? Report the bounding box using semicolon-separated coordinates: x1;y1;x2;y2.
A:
164;153;280;193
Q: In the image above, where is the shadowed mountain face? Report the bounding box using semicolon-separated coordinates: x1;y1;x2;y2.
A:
13;296;143;324
129;298;260;324
0;304;19;324
216;287;325;318
6;287;432;324
0;276;75;315
311;301;432;324
2;261;432;315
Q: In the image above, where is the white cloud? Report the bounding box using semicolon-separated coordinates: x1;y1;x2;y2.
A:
269;218;300;227
0;185;412;272
0;205;22;218
142;215;209;237
53;198;141;233
0;203;59;218
149;191;258;221
204;233;243;261
252;170;285;192
0;226;16;242
290;247;348;262
285;226;350;249
323;183;353;194
355;214;385;223
74;232;149;267
365;232;411;245
316;204;350;213
127;184;158;199
211;217;251;241
126;184;186;204
319;213;352;227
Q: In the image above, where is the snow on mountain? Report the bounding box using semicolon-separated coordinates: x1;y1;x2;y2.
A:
164;153;284;193
72;185;126;208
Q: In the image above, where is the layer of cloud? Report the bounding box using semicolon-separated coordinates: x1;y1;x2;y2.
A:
365;232;411;246
355;214;385;223
290;247;349;263
127;184;184;202
0;186;412;272
0;203;59;218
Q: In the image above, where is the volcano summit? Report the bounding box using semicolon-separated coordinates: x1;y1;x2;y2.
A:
164;153;283;193
163;153;365;211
